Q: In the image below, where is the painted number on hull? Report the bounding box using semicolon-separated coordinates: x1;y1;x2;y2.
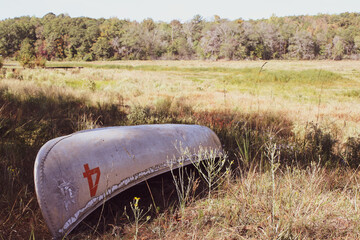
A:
83;164;101;197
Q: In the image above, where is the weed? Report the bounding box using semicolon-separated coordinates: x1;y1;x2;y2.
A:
235;124;264;170
168;151;196;212
124;197;151;240
264;133;280;226
191;147;230;198
87;79;96;92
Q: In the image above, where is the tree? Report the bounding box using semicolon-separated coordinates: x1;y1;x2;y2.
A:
200;20;244;60
120;21;166;60
289;30;316;59
99;18;127;59
0;17;37;57
92;36;114;59
257;22;282;59
1;12;360;60
18;38;36;67
332;35;345;60
354;36;360;54
182;15;204;56
242;21;260;59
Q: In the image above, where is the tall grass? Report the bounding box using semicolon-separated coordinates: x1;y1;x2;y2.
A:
0;81;127;239
130;164;360;239
2;61;360;239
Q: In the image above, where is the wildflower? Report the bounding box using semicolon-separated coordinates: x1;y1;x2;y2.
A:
134;197;140;208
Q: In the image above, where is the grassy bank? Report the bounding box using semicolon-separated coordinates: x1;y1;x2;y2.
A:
1;60;360;239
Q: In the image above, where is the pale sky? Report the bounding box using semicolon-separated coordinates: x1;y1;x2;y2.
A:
1;0;360;22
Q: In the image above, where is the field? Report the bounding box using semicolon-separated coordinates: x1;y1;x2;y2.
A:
1;60;360;239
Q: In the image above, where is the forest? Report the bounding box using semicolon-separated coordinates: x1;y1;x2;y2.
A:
1;12;360;62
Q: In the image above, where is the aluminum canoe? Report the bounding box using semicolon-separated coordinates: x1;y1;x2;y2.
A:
34;124;222;239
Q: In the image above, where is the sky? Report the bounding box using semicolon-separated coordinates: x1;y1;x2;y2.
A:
1;0;360;22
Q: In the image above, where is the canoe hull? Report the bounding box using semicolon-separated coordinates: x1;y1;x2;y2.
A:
34;124;222;238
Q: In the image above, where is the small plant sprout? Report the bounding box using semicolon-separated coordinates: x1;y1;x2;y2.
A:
124;197;152;240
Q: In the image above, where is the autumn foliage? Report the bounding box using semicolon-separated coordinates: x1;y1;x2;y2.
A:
1;12;360;61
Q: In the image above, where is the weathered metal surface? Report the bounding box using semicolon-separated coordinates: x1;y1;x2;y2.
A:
34;124;222;239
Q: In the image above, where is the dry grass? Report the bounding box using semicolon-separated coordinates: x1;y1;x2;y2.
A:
2;60;360;239
102;165;360;239
5;60;360;139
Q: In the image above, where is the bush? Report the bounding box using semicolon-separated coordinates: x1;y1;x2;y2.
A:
0;56;3;69
154;97;173;116
19;53;35;68
343;136;360;167
34;56;46;68
83;53;94;62
304;123;337;164
127;105;150;125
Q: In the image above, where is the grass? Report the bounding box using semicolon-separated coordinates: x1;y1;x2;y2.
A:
1;60;360;239
15;61;360;128
137;165;360;239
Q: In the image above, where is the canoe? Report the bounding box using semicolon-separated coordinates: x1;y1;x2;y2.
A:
34;124;222;239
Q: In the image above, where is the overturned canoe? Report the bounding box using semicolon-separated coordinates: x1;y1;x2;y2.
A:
34;124;222;239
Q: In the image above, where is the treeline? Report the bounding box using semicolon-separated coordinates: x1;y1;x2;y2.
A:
1;12;360;61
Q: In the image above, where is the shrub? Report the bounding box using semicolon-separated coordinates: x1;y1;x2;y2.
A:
34;56;47;68
304;123;337;164
83;53;94;62
154;97;172;116
343;136;360;167
19;54;35;68
127;105;150;125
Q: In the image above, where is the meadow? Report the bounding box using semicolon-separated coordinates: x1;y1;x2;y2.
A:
1;60;360;239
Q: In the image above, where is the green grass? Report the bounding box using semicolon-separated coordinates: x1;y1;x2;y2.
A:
222;68;343;85
46;62;347;83
46;62;254;73
64;79;85;88
341;89;360;98
29;61;360;106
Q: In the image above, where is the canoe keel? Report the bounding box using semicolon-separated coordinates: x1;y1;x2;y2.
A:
34;124;222;239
